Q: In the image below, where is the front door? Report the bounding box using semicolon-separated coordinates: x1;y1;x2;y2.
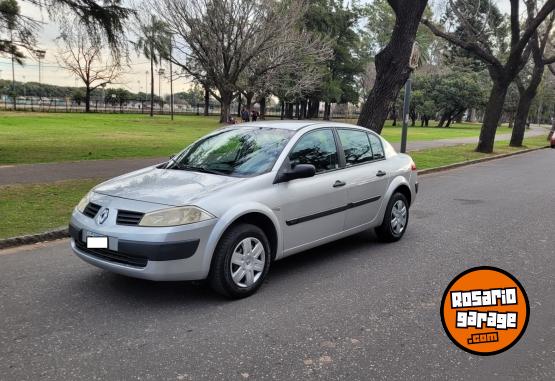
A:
279;129;347;252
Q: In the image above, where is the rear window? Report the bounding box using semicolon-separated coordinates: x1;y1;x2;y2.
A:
337;129;374;166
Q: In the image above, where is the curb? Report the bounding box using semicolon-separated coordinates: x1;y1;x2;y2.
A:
417;146;549;176
0;227;69;250
0;145;550;250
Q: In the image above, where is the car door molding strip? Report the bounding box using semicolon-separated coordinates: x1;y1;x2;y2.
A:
286;196;381;226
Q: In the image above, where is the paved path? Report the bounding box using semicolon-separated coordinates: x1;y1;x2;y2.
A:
0;126;547;185
1;149;554;380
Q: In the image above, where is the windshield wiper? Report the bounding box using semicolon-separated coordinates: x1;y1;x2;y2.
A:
177;164;227;176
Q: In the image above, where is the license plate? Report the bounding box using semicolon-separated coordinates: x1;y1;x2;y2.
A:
83;230;108;249
86;236;108;249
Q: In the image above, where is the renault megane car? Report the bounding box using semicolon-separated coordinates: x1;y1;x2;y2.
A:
69;121;418;298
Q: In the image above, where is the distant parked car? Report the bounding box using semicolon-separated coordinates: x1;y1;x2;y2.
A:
69;122;418;298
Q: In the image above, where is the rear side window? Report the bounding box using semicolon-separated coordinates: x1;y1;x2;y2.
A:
338;129;373;166
289;129;339;173
368;133;385;160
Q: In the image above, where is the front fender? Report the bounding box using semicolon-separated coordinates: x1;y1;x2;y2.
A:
199;202;282;278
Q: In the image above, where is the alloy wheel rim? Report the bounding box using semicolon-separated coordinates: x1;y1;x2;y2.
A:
390;200;407;235
230;237;265;288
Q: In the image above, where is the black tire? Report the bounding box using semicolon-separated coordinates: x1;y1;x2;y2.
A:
375;192;409;243
209;223;271;299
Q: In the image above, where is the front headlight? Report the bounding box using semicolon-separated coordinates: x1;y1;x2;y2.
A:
76;191;92;213
138;206;215;227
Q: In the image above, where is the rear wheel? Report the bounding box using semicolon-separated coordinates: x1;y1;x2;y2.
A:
209;223;271;298
375;192;409;242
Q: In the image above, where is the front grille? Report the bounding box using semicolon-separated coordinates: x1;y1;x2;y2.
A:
117;210;145;226
75;239;147;268
83;202;101;218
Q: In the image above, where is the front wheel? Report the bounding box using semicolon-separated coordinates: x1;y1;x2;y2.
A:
209;223;271;299
375;192;409;242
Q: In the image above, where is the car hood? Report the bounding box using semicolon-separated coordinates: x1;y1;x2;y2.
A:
93;166;244;206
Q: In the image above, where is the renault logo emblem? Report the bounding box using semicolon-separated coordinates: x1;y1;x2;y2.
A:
97;208;110;225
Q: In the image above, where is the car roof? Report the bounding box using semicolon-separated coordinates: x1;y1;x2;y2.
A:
233;120;371;132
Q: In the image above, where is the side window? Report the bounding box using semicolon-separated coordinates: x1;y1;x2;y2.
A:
338;129;373;166
289;129;338;173
368;133;385;160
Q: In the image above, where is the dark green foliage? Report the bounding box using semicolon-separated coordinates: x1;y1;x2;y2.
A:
303;0;367;105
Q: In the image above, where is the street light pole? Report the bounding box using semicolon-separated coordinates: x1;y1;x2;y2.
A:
35;50;46;109
11;41;15;109
158;68;165;113
400;76;411;154
169;37;174;120
400;42;420;154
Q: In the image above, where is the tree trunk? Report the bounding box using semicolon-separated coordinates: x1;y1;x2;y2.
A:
85;86;91;113
300;99;307;120
219;91;233;124
237;94;242;117
286;103;294;119
357;0;428;133
511;67;544;147
508;113;515;129
245;92;254;112
477;80;510;153
307;98;319;119
280;100;285;120
203;85;209;116
295;102;300;120
259;97;266;120
323;102;331;121
391;108;397;126
437;113;448;128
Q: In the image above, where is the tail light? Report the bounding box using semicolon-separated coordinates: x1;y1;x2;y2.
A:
410;161;417;171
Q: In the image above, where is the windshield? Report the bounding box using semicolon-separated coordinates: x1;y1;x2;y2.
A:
170;127;295;177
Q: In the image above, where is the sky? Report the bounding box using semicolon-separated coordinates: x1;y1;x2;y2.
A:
0;0;515;96
0;2;194;95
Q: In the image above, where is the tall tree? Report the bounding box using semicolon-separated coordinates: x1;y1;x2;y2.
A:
357;0;429;134
511;13;555;147
57;24;123;112
303;0;367;121
423;0;555;153
150;0;307;123
134;16;171;117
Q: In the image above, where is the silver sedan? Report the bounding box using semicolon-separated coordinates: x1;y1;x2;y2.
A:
69;121;418;298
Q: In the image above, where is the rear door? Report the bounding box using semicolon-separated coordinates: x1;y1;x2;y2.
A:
336;129;390;230
278;128;348;251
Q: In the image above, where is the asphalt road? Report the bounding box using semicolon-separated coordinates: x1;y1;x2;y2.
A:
1;149;554;380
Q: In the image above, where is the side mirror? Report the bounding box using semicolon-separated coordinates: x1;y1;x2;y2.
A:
275;164;316;183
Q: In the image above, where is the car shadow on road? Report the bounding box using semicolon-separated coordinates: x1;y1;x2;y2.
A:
78;229;387;307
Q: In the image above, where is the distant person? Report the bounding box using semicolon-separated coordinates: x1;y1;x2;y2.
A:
241;108;250;122
251;110;259;122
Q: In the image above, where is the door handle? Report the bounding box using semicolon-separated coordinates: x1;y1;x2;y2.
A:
376;170;387;177
333;180;346;188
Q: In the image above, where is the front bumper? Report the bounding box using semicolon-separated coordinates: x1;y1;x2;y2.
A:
69;195;218;281
70;224;200;266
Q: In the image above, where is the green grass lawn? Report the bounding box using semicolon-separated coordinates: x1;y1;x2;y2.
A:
0;178;100;239
0;136;548;240
339;119;486;143
411;136;549;170
0;112;487;165
0;112;220;164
